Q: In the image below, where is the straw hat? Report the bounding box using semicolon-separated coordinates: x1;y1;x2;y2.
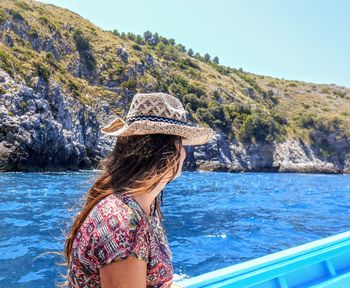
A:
100;92;215;146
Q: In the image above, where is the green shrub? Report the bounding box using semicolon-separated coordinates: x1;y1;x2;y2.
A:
298;114;341;134
35;63;50;81
114;63;125;75
298;113;317;129
195;102;232;134
194;52;202;61
159;36;168;45
237;71;265;94
175;44;186;53
183;93;208;111
0;51;13;75
168;38;175;46
132;44;142;51
112;29;120;36
173;74;188;87
233;103;252;115
13;1;33;11
271;111;288;125
168;82;187;98
165;73;205;98
156;42;166;53
239;110;283;143
187;68;202;79
203;53;211;62
0;86;7;95
187;83;205;97
135;35;144;45
0;14;6;24
211;63;231;75
126;32;135;41
196;107;215;124
262;89;279;105
68;80;80;97
39;16;57;30
10;9;24;21
223;103;253;125
315;117;342;133
163;45;179;61
45;52;58;68
177;57;199;70
143;31;153;43
120;78;137;89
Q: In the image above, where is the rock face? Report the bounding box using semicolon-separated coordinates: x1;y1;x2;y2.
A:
116;47;128;64
0;68;349;173
0;70;107;171
0;2;349;174
186;135;350;174
0;14;71;60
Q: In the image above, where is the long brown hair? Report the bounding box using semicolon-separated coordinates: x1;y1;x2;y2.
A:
56;133;183;287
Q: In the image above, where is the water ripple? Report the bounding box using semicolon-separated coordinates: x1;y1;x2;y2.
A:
0;171;349;287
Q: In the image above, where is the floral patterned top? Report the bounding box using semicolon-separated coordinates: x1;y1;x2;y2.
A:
67;192;174;287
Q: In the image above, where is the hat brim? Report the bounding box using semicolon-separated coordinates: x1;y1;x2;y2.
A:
100;119;215;146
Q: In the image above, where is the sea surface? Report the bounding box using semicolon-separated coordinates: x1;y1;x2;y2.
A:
0;171;349;287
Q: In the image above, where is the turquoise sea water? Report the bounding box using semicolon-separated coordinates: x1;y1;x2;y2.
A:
0;171;349;287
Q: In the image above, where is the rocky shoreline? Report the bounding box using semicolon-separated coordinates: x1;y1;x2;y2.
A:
0;1;349;174
0;69;348;174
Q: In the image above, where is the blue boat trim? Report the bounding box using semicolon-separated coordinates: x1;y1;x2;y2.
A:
176;230;350;288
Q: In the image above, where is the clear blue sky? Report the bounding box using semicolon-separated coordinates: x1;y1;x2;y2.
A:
39;0;350;87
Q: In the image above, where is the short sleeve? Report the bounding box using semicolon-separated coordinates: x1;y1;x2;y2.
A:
92;208;150;269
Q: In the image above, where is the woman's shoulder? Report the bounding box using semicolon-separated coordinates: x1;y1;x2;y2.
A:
72;193;151;270
88;193;146;229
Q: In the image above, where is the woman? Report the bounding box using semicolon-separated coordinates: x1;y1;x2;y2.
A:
60;92;215;287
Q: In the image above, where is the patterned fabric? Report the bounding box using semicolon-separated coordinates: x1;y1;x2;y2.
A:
67;192;173;287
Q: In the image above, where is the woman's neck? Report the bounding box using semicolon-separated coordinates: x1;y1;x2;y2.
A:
132;181;166;216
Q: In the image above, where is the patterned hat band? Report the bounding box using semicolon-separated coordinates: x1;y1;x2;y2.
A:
125;114;195;127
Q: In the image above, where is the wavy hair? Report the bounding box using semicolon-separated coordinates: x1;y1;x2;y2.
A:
54;133;183;287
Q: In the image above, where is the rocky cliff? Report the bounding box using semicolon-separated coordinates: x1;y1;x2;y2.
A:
0;0;349;173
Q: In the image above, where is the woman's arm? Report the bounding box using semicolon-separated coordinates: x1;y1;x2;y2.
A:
99;256;147;288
